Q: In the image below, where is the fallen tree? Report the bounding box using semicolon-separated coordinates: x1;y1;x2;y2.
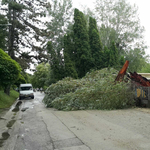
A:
43;68;135;110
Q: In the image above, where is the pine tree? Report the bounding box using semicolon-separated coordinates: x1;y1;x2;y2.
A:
0;14;8;50
1;0;50;70
88;17;103;69
73;8;92;78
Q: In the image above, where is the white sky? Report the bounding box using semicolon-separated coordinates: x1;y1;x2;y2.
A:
72;0;150;56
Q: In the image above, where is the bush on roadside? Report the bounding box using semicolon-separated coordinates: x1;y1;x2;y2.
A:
43;68;135;110
0;49;21;95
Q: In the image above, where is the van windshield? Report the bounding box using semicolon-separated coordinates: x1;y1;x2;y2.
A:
20;86;32;91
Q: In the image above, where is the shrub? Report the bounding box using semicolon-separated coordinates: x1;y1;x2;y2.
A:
0;49;21;94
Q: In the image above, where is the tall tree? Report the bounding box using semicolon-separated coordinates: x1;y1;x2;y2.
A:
89;17;103;69
31;62;50;88
95;0;145;54
46;0;73;67
14;73;26;87
1;0;50;70
0;14;8;50
109;41;119;67
64;34;78;78
99;25;117;50
103;46;110;68
125;47;146;72
47;41;64;83
139;62;150;73
73;8;92;78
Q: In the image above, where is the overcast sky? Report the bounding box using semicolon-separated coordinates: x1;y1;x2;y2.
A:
72;0;150;56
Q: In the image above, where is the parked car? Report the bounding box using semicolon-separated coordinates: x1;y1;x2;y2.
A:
19;84;34;100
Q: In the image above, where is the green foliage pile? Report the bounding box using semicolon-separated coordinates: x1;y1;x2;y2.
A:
43;68;135;110
43;77;83;107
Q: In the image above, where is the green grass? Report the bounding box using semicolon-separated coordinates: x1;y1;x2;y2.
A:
0;90;19;109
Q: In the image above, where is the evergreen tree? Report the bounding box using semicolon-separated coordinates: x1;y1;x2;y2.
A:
47;41;64;83
88;17;103;69
103;46;110;67
109;41;119;67
73;8;92;78
104;44;125;69
119;56;125;67
1;0;50;70
0;14;8;50
64;34;78;78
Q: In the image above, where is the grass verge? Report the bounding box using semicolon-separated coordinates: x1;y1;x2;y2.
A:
0;90;19;109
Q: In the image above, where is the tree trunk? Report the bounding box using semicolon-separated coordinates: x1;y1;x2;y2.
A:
8;2;15;60
4;85;10;95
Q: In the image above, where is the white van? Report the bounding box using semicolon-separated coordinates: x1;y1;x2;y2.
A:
19;84;34;100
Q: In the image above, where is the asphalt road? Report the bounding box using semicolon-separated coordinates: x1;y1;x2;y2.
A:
1;92;150;150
